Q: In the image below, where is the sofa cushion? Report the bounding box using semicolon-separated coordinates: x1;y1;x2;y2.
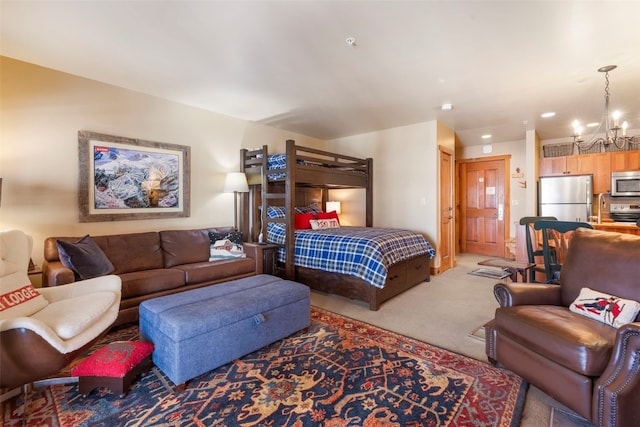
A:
174;258;256;285
92;232;163;274
160;229;211;268
496;305;617;376
570;287;640;328
56;235;115;280
119;268;185;299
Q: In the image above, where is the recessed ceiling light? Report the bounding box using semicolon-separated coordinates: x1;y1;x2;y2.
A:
586;122;599;128
345;37;356;47
441;103;453;111
541;112;556;118
481;134;492;139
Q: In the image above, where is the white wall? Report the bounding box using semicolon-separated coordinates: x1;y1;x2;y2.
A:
0;57;326;267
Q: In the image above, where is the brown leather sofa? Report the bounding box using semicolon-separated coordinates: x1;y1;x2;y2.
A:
485;228;640;427
43;227;263;327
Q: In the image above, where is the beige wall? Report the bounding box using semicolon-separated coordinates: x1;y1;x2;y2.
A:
327;121;445;267
0;57;325;267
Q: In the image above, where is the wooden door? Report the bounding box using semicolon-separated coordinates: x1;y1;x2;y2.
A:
439;146;455;273
460;157;508;257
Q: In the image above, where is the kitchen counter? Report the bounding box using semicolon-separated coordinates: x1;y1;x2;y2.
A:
590;221;640;235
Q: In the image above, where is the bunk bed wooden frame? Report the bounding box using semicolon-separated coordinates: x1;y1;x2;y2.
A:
240;139;431;310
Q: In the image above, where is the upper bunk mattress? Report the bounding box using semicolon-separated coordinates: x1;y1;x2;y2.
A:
265;153;365;181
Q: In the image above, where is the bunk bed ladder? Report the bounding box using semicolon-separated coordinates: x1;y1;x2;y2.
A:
240;145;294;280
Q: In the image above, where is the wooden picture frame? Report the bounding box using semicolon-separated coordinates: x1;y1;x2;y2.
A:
78;131;190;222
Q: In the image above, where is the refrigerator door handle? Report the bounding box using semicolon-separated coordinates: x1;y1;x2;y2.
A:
586;182;593;220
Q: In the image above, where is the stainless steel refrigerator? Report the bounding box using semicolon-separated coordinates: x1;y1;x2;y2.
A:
538;175;593;222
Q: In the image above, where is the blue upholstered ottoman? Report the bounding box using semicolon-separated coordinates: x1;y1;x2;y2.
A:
139;274;310;386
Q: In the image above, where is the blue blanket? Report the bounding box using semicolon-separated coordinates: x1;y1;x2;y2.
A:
268;224;435;288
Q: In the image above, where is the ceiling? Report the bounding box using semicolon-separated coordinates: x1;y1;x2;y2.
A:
2;1;640;147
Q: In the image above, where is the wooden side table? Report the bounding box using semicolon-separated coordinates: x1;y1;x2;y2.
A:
260;243;283;276
477;259;535;283
246;242;283;276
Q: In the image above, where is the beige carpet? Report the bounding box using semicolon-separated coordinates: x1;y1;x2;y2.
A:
309;253;594;427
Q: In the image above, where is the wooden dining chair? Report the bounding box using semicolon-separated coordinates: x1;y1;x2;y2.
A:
533;220;594;283
519;216;557;282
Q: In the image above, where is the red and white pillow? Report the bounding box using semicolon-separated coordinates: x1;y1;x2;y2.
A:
309;218;341;230
0;282;49;319
570;287;640;328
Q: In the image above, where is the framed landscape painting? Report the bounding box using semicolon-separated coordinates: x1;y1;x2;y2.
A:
78;131;191;222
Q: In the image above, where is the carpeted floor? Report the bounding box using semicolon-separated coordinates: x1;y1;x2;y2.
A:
2;306;527;426
309;253;595;427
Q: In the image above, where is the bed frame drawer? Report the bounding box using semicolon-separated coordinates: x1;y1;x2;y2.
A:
406;255;430;284
386;263;407;286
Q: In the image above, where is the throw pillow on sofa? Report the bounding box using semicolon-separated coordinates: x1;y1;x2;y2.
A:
208;231;246;261
570;287;640;328
56;235;115;280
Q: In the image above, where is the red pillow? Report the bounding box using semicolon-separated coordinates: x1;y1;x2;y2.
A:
317;210;340;224
294;213;315;229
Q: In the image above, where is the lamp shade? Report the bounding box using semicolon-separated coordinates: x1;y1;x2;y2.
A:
224;172;249;193
326;201;341;214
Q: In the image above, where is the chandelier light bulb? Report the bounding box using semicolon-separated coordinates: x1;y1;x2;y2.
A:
612;110;621;128
622;121;628;136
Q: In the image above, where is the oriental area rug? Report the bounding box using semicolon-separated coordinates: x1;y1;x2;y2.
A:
2;307;527;427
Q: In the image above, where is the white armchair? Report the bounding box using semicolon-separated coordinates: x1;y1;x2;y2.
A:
0;229;121;397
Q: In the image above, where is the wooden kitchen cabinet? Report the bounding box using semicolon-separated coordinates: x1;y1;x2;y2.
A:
540;153;596;176
539;156;569;176
590;153;611;194
539;152;610;193
610;150;640;172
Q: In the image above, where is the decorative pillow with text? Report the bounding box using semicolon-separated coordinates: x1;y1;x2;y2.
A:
309;218;341;230
0;283;49;319
570;287;640;328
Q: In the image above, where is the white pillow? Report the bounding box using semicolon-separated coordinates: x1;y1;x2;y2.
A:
309;218;341;230
570;287;640;328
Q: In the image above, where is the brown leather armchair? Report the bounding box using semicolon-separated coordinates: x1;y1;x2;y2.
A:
486;228;640;427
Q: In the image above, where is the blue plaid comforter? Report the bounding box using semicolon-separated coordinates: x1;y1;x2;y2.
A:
267;224;436;288
266;153;289;180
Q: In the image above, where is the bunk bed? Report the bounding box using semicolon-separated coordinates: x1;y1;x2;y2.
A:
240;139;435;310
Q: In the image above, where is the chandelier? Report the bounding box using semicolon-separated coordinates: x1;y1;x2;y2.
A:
572;65;637;152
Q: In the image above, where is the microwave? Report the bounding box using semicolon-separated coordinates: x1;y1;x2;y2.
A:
611;171;640;197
